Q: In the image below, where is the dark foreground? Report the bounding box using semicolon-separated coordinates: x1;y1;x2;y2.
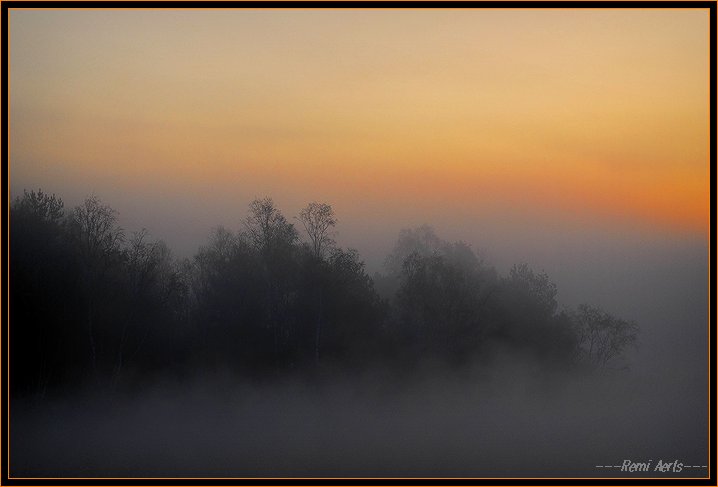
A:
10;361;707;479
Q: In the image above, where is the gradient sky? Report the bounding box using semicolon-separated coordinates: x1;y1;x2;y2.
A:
9;8;710;271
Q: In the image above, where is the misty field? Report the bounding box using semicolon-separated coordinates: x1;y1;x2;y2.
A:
11;360;705;478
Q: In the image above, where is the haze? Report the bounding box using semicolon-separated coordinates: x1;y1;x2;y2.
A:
7;7;710;479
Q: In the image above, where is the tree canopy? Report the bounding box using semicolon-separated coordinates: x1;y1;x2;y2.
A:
9;190;640;397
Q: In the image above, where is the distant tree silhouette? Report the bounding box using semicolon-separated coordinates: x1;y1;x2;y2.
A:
12;188;64;223
113;230;182;383
193;226;272;372
570;304;639;370
70;195;125;264
68;196;125;375
395;249;495;365
486;263;578;365
244;197;298;256
298;202;337;260
296;202;338;363
507;263;558;318
243;198;300;366
384;224;444;276
10;190;76;397
8;189;641;396
319;247;384;366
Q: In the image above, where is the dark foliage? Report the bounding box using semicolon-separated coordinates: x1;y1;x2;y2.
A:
9;190;639;397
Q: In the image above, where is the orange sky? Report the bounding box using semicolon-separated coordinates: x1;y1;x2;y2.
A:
9;8;710;249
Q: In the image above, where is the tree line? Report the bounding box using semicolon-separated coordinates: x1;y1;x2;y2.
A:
9;189;639;397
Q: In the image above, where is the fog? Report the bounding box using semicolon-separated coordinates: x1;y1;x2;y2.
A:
9;197;708;478
11;356;706;478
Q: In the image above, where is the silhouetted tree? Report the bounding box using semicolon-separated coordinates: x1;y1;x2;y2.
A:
320;247;386;366
244;197;298;256
71;195;125;264
110;230;184;383
486;263;578;365
388;229;497;365
570;304;639;370
507;263;558;318
297;202;337;260
296;202;338;363
395;249;495;365
193;226;271;372
9;189;641;394
12;188;64;223
9;190;78;396
68;196;125;375
242;198;301;366
384;224;444;276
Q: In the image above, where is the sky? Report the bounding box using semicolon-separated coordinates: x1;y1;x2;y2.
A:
9;9;710;271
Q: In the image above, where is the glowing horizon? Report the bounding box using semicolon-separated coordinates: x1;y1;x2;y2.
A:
9;8;710;249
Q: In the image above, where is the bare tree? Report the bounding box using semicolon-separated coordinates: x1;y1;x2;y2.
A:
126;229;161;296
242;197;298;362
13;188;64;224
508;263;558;317
72;195;125;265
296;202;338;364
297;202;337;260
115;229;164;383
70;195;125;374
571;304;639;370
243;197;298;254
